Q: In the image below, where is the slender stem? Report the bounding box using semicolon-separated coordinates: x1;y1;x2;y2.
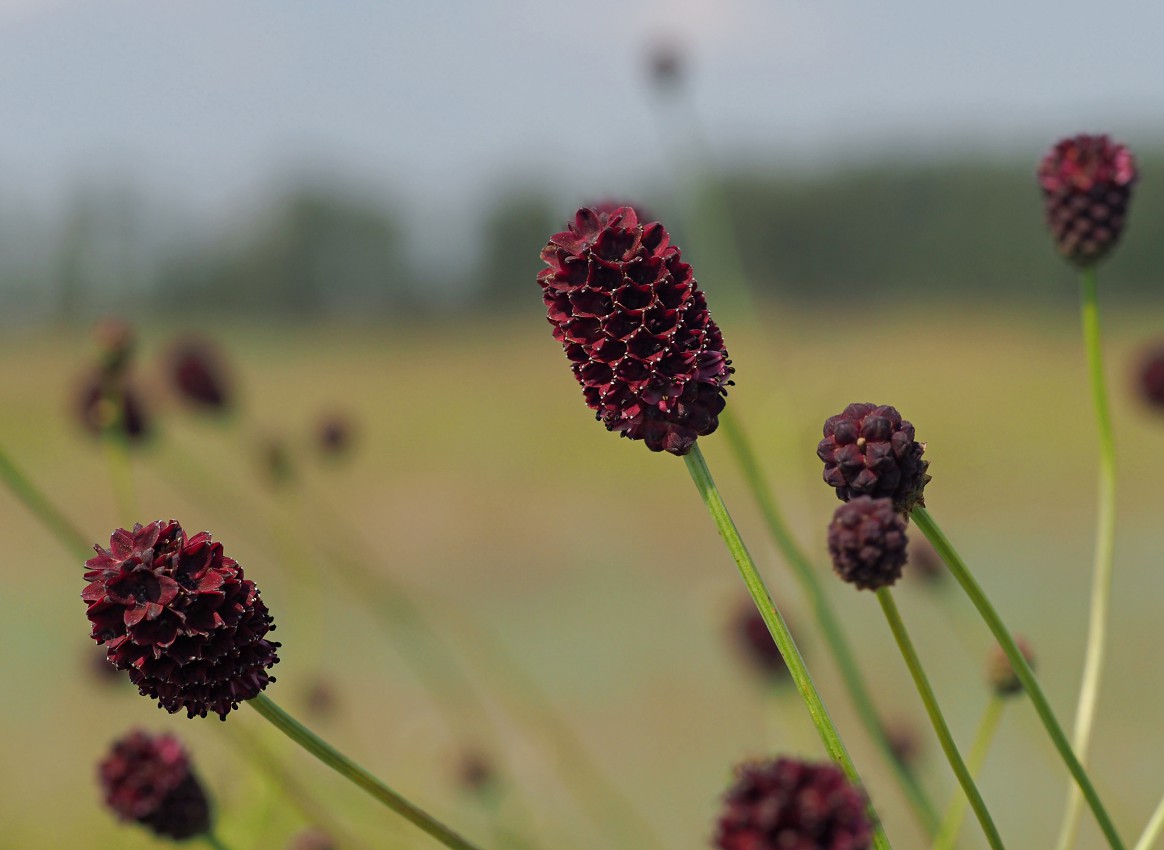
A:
0;443;92;559
1055;265;1118;850
719;413;940;834
912;506;1126;850
202;832;235;850
683;443;892;850
931;695;1006;850
1134;793;1164;850
247;694;486;850
876;589;1005;850
99;378;137;525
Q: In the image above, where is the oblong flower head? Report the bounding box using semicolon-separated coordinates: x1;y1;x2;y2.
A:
538;206;733;455
99;729;211;840
82;520;280;719
715;757;872;850
1037;134;1137;268
817;403;930;513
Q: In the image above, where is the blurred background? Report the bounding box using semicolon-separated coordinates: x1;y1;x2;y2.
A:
3;1;1164;849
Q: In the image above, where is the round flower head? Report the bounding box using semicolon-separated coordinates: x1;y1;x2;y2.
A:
987;636;1036;697
1037;134;1137;268
316;412;356;459
167;337;232;412
731;599;790;682
98;729;211;841
818;403;930;512
538;206;733;455
1136;345;1164;411
827;497;908;591
77;373;150;443
82;520;280;719
715;757;872;850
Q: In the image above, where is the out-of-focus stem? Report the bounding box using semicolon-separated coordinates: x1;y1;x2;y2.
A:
912;506;1126;850
929;695;1006;850
719;413;940;834
247;694;486;850
1055;265;1118;850
0;443;91;559
1133;793;1164;850
683;443;892;850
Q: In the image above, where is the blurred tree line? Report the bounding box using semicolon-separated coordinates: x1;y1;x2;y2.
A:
3;151;1163;322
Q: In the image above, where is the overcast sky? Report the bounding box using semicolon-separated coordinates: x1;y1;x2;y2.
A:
3;0;1163;226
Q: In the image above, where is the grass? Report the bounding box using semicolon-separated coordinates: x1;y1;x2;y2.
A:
2;302;1163;849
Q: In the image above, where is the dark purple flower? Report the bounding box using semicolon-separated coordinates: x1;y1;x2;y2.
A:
538;206;733;455
1136;345;1164;410
316;412;356;459
818;403;930;513
98;729;211;840
715;757;872;850
82;520;280;719
987;636;1036;698
167;337;232;412
457;749;496;794
1037;134;1137;267
827;497;908;591
77;373;150;443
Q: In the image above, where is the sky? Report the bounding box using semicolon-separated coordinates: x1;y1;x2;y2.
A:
2;0;1163;239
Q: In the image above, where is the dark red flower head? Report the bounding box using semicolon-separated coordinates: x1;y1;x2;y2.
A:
538;206;733;455
987;636;1036;698
731;599;790;682
1136;345;1164;410
715;757;872;850
818;403;930;513
167;337;232;412
1037;134;1137;268
98;729;211;840
457;749;496;794
77;373;150;443
316;412;356;459
827;496;909;591
82;520;279;719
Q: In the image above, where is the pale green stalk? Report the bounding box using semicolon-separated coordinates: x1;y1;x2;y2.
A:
1055;265;1118;850
1133;794;1164;850
247;694;486;850
931;695;1006;850
684;443;892;850
876;589;1005;850
912;506;1125;850
719;412;940;834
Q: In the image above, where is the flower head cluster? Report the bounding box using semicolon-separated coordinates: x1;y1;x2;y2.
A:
98;729;211;840
167;337;232;412
818;403;929;513
82;520;279;719
715;757;872;850
1037;134;1137;267
77;374;150;443
827;497;909;590
538;206;733;455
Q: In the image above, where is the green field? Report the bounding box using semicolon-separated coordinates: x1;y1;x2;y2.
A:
3;303;1163;850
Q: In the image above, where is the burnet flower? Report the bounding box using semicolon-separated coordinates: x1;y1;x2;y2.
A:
827;496;909;591
98;729;212;841
818;403;930;513
82;520;279;719
1037;134;1137;268
715;757;872;850
538;206;733;455
167;337;232;412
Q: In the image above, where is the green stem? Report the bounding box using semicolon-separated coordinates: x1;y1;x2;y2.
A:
912;506;1126;850
99;378;137;525
876;589;1005;850
202;832;235;850
1055;265;1118;850
0;443;91;559
683;443;891;850
247;694;486;850
1133;793;1164;850
719;413;940;834
930;693;1006;850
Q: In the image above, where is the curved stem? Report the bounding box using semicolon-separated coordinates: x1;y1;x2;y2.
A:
1055;265;1118;850
876;589;1005;850
719;413;940;834
0;443;92;559
1133;793;1164;850
247;694;486;850
912;506;1126;850
683;444;892;850
930;693;1006;850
